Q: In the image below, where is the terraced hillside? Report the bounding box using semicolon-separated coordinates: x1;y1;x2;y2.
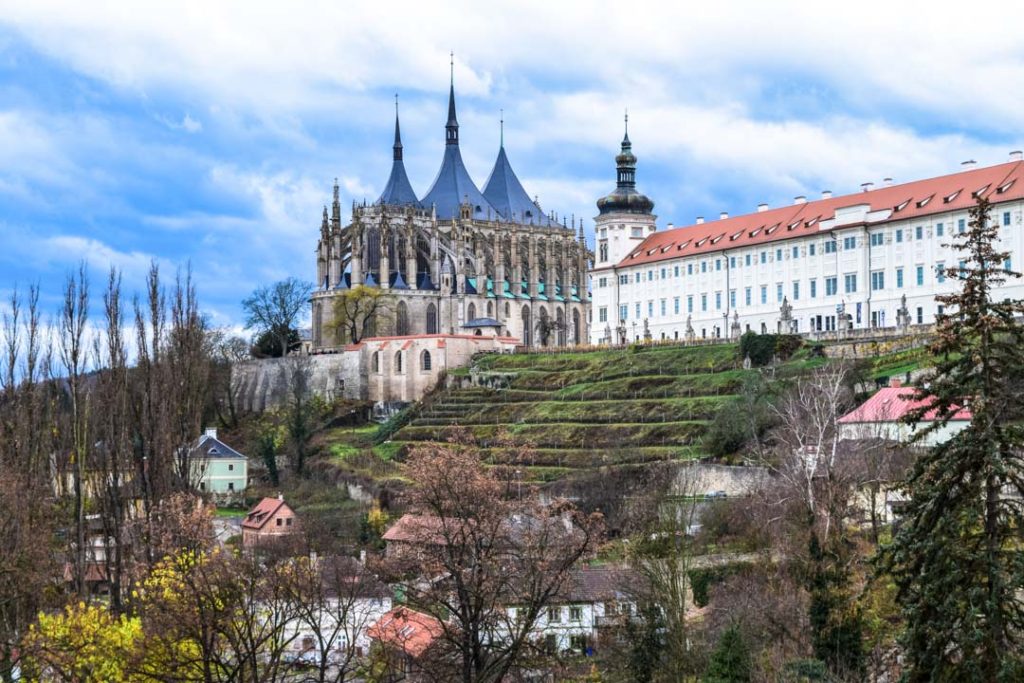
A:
394;343;750;482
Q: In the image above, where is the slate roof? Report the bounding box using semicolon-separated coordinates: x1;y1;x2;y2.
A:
377;106;421;207
482;145;552;226
462;317;502;328
838;386;972;424
421;143;496;221
604;159;1024;270
192;434;247;460
563;565;643;603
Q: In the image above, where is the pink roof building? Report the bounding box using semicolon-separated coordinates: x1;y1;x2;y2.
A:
838;385;971;445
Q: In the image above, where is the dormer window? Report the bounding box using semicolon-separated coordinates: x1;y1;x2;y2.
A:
730;230;744;240
998;180;1015;194
972;184;990;198
750;227;763;238
895;199;911;212
765;225;778;235
944;189;962;203
787;220;801;230
916;194;934;208
696;237;709;247
711;233;724;244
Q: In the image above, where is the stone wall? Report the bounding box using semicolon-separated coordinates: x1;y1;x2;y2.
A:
232;354;359;412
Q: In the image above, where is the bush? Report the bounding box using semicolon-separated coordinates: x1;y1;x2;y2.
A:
738;332;802;366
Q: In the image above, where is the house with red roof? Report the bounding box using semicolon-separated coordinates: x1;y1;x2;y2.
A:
838;382;971;446
366;606;445;681
242;495;298;548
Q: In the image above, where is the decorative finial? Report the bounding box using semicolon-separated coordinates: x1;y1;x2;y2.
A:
450;51;454;85
500;109;504;148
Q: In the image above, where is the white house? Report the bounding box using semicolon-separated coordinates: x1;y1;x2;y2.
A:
590;152;1024;343
189;428;248;499
837;384;971;447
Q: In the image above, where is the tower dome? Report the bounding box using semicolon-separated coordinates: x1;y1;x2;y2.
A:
596;114;654;215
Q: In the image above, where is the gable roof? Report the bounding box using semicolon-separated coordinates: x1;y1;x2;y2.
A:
610;160;1024;270
564;565;643;603
242;496;292;531
367;607;444;659
192;434;247;460
838;386;972;424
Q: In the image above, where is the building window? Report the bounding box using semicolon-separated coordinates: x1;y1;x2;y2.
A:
776;283;783;302
792;281;800;300
895;228;903;243
760;285;767;304
760;251;767;264
228;464;234;472
395;351;403;373
809;243;816;256
916;265;924;286
715;259;721;271
1006;258;1013;272
569;606;582;622
916;225;924;240
958;218;966;233
870;233;884;247
844;273;857;294
792;246;799;259
896;267;904;288
687;263;693;275
635;302;641;318
635;273;641;283
631;226;642;237
673;297;680;314
648;301;654;317
286;517;293;526
661;267;667;279
647;270;654;281
938;304;945;317
916;306;923;324
426;303;438;334
570;635;587;651
701;294;707;311
729;290;736;308
871;270;885;291
843;236;856;250
277;518;283;527
372;352;380;373
936;262;945;284
619;274;628;285
809;279;817;298
745;254;752;266
421;350;432;371
547;607;561;623
227;482;234;492
715;292;722;310
701;261;707;273
745;287;752;306
776;248;783;262
619;305;628;321
660;299;666;316
936;223;944;237
825;240;836;254
729;256;736;268
674;265;680;277
1003;211;1012;226
598;277;607;288
825;276;838;296
598;307;607;323
598;241;608;262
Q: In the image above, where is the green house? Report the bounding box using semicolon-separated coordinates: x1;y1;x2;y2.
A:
190;428;248;498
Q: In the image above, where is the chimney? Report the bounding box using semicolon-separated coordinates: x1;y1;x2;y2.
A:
1011;150;1023;162
889;377;903;388
719;211;729;220
883;177;893;187
757;203;768;212
821;190;832;199
666;222;674;230
793;195;806;205
861;182;874;192
962;159;977;169
696;216;704;224
277;493;284;501
204;427;217;440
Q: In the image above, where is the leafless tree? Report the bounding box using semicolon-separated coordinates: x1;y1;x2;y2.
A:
243;277;313;357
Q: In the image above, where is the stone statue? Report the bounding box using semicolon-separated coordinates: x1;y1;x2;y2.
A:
643;317;652;341
685;315;696;343
731;310;742;338
896;293;911;330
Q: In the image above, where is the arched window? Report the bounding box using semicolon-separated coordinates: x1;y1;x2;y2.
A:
556;308;566;346
426;303;438;334
521;306;532;347
573;309;581;346
395;301;409;336
395;351;403;374
504;302;510;317
467;303;477;322
487;301;493;317
372;351;380;373
421;350;432;371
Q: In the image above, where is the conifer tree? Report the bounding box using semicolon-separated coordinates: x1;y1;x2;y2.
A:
703;624;752;683
885;195;1024;681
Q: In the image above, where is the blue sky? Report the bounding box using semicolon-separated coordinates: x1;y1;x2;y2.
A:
2;1;1023;331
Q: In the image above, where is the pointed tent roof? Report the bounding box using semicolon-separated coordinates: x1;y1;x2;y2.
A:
420;65;497;220
377;97;421;207
483;142;553;226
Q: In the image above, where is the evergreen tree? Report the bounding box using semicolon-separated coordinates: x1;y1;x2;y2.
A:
885;195;1024;681
703;624;752;683
807;533;864;679
623;601;665;683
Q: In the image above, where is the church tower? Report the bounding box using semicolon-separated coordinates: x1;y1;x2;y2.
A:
594;114;656;268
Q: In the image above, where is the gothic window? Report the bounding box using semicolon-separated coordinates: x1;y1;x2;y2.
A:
467;303;477;322
521;306;531;347
395;301;410;336
504;302;510;317
426;303;438;334
556;308;566;346
372;351;380;373
366;227;381;273
599;241;608;262
487;301;493;317
421;350;432;372
395;351;403;374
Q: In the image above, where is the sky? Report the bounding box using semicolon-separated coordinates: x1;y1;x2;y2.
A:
2;0;1024;331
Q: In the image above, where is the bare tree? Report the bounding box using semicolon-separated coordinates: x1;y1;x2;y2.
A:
242;277;312;357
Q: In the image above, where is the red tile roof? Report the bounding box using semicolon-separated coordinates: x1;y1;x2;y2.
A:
381;514;462;545
838;387;971;424
367;607;444;659
604;160;1023;270
242;496;290;531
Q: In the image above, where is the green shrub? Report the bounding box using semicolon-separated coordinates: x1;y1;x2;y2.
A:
739;332;802;366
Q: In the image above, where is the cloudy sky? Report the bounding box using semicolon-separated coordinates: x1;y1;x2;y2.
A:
2;1;1023;329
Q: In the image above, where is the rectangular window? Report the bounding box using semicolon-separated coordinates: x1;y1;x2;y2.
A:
598;307;608;323
548;607;561;623
673;297;680;314
570;606;582;622
916;225;924;240
843;236;856;250
776;283;783;302
938;304;945;317
896;267;904;288
619;274;628;285
936;223;944;237
635;273;641;283
792;246;799;259
715;259;721;271
894;228;902;243
635;302;641;318
871;270;885;291
870;233;884;246
715;292;722;310
648;301;654;317
687;263;693;275
809;243;816;256
958;218;966;233
776;248;783;262
227;463;234;471
729;256;736;268
936;262;945;284
958;260;966;276
729;290;736;308
809;279;817;298
916;265;924;286
1003;211;1011;226
648;269;654;281
598;277;607;288
228;482;234;492
760;285;768;304
660;267;667;279
745;287;751;306
917;307;923;324
1006;258;1013;272
660;299;666;316
674;265;680;277
825;240;836;254
701;261;707;273
825;276;838;296
619;305;628;321
792;281;800;300
701;294;707;311
844;273;857;293
760;251;767;264
687;296;693;313
745;254;752;266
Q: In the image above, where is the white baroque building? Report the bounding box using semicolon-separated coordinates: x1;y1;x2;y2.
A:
589;148;1024;344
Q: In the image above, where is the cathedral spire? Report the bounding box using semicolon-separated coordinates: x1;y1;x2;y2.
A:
500;109;504;148
446;52;459;146
393;94;403;162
